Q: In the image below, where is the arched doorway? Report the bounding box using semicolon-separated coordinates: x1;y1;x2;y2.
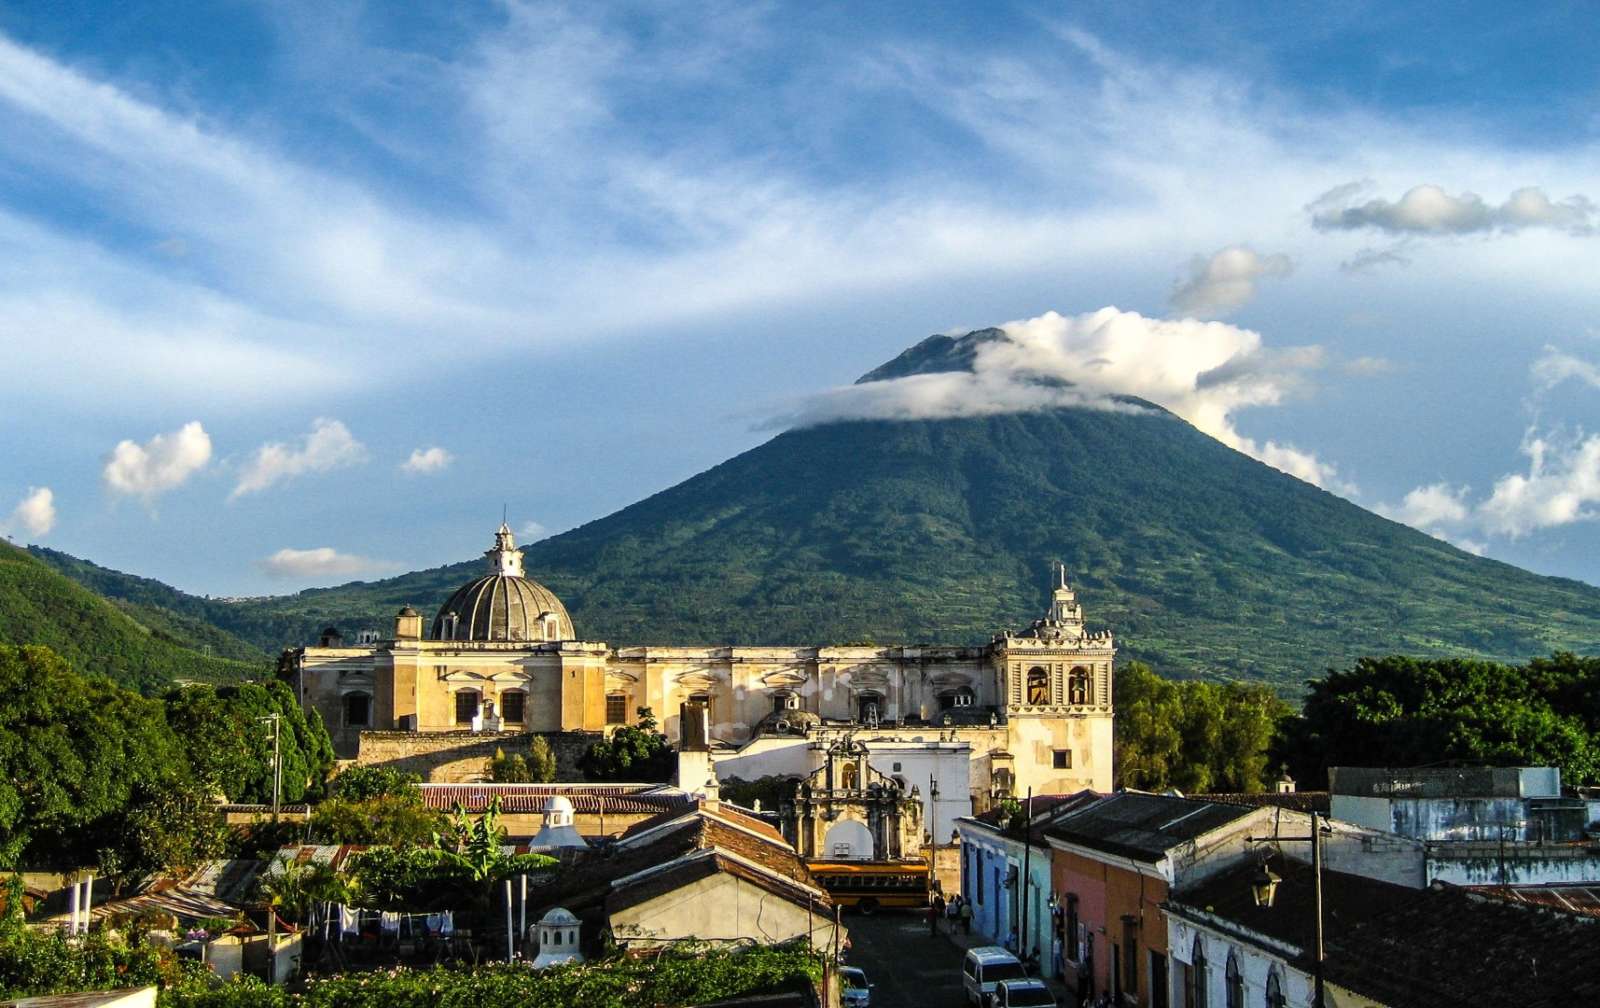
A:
823;819;874;860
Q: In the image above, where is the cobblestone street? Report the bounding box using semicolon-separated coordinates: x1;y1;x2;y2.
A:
839;911;969;1008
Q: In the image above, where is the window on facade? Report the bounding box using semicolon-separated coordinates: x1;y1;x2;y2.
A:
773;690;799;714
1225;952;1243;1008
606;693;628;725
840;763;859;790
543;615;560;640
974;849;984;902
455;689;480;725
938;687;975;710
1068;667;1091;705
1264;970;1284;1008
343;691;371;728
1191;937;1208;1008
1052;749;1071;770
1122;919;1138;994
858;692;882;725
501;690;525;724
1027;667;1049;704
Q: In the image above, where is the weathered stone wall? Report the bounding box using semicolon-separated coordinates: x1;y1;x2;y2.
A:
353;730;599;783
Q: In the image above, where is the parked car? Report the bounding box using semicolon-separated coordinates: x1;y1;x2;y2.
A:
988;978;1057;1008
841;965;873;1007
962;946;1026;1007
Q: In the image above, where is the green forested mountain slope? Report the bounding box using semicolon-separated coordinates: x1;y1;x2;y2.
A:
31;331;1600;690
0;541;263;692
27;546;270;663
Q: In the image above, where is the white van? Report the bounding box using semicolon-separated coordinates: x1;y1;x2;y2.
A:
962;946;1026;1006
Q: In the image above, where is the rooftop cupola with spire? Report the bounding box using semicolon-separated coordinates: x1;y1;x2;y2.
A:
487;521;525;577
430;523;575;642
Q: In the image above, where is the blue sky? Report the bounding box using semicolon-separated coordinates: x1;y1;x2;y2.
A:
3;2;1600;595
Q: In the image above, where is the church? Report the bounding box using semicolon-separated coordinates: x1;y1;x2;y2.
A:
289;523;1116;825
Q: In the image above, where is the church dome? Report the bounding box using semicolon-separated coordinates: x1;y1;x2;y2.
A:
430;524;575;642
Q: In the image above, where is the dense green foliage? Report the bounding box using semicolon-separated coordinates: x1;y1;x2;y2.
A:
40;332;1600;690
0;644;204;873
579;708;675;782
329;766;421;802
719;775;800;811
0;919;192;998
1276;652;1600;788
157;944;821;1008
490;738;558;783
0;541;261;692
256;857;349;925
165;681;335;804
345;801;554;917
1113;662;1290;793
308;794;445;847
0;644;330;880
311;768;439;845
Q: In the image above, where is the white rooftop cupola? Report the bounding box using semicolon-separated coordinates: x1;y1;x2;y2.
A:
487;521;525;578
531;795;588;851
531;907;583;969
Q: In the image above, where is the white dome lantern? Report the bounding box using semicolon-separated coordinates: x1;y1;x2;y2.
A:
531;907;583;969
531;795;587;851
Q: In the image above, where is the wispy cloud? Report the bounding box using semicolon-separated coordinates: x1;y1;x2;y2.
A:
2;486;55;538
260;546;393;580
401;446;453;475
1171;245;1292;318
232;418;366;498
102;421;212;500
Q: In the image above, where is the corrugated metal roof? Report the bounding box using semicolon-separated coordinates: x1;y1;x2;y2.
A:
1043;792;1254;861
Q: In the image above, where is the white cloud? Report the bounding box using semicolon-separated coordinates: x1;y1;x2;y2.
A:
1478;431;1600;537
775;307;1352;492
2;486;56;538
102;421;212;499
260;546;392;580
233;418;366;498
1170;245;1292;318
1379;482;1470;532
1310;183;1597;236
518;520;550;542
401;446;453;475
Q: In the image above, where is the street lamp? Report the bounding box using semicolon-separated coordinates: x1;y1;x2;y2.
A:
1247;810;1328;1008
1249;863;1281;908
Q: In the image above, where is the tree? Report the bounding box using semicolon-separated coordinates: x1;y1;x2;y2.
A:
490;748;533;783
163;681;334;804
1276;653;1600;788
527;735;558;783
346;799;554;917
308;794;445;847
329;765;420;802
579;707;675;782
256;857;348;926
1113;662;1289;794
0;644;191;873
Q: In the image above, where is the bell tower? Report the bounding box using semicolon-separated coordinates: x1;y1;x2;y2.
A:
991;562;1116;793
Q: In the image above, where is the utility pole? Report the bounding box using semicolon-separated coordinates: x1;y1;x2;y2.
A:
260;714;282;824
1020;787;1033;967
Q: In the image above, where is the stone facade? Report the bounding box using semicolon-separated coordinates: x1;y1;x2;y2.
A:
780;738;924;861
288;528;1116;809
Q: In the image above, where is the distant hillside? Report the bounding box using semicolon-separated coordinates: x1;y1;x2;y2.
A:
0;540;263;692
27;546;270;664
32;329;1600;690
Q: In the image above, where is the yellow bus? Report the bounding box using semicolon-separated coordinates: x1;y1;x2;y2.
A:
807;860;930;914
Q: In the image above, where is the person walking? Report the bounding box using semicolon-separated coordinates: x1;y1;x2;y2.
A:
931;893;946;935
959;898;972;934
